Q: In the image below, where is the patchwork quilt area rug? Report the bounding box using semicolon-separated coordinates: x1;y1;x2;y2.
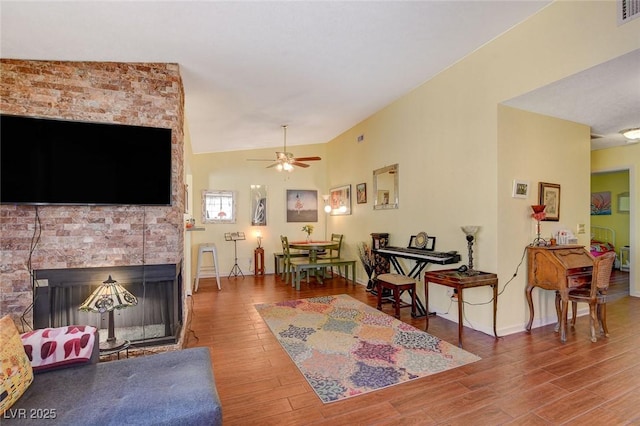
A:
255;294;480;403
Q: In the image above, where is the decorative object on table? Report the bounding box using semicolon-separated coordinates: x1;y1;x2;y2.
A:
250;184;267;226
460;226;480;275
356;182;367;204
357;241;376;290
538;182;560;221
254;294;480;403
202;189;236;224
286;189;318;223
224;232;246;278
79;275;138;351
329;184;352;215
301;224;314;242
530;205;547;246
246;125;321;171
590;191;612;215
511;179;530;199
409;231;436;251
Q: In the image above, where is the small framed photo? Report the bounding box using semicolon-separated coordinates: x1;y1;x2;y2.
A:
329;184;351;215
512;179;530;199
539;182;561;221
356;183;367;204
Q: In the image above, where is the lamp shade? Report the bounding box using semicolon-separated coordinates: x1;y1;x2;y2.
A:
78;275;137;313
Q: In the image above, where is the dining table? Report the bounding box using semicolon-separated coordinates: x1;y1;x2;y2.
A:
288;240;339;262
288;240;340;284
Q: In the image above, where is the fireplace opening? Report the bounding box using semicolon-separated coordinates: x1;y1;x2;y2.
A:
33;264;182;347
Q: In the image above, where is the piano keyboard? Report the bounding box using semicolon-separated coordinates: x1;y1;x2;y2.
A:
375;247;460;264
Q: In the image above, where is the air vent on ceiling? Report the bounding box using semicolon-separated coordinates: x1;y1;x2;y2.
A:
618;0;640;25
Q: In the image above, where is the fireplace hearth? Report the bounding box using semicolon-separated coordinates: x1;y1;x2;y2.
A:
33;264;182;347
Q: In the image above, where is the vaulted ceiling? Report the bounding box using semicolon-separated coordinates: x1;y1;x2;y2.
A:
1;1;637;153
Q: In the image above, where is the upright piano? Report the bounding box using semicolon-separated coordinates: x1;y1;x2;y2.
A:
525;245;593;342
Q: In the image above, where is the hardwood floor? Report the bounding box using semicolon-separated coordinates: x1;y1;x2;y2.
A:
185;271;639;425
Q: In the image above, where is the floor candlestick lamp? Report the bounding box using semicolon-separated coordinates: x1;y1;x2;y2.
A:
323;195;331;240
79;275;138;351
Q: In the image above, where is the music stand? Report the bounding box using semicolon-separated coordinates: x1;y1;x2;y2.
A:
225;232;246;278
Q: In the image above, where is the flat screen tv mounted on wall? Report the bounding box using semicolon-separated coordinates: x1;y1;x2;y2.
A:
0;114;172;206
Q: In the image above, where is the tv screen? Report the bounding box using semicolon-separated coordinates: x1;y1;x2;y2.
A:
1;115;172;206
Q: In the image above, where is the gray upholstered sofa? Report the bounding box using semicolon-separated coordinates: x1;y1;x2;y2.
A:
6;343;222;425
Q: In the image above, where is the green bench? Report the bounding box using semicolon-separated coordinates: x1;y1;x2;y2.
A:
289;258;357;291
274;252;309;275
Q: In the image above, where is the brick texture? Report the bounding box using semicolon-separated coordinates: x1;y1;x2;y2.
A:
0;60;185;326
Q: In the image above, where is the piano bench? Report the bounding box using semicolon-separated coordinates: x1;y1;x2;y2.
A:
376;273;417;319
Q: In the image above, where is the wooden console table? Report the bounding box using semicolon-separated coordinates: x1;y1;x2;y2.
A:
424;269;498;348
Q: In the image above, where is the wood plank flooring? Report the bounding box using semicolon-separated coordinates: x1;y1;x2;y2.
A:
185;271;638;425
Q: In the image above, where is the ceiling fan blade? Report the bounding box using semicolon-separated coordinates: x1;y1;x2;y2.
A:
291;161;311;168
266;162;281;169
292;156;321;162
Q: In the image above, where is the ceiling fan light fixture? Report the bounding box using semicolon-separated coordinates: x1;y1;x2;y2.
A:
283;162;293;172
620;127;640;141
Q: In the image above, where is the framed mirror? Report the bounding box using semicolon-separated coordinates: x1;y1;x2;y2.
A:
202;190;236;224
373;164;399;210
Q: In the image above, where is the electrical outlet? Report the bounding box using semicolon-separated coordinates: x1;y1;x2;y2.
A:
577;224;586;234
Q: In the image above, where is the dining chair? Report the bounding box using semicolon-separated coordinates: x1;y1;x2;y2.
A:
319;233;343;276
280;235;308;285
557;251;616;342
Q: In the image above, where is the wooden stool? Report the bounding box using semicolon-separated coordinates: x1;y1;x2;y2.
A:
376;273;416;319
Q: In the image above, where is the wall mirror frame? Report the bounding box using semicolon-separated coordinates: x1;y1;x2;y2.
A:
373;164;399;210
618;192;630;212
202;190;237;224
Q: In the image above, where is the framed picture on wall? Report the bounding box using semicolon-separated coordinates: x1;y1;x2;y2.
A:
250;185;267;226
512;179;530;199
329;184;352;215
591;191;612;215
286;189;318;223
538;182;560;221
356;183;367;204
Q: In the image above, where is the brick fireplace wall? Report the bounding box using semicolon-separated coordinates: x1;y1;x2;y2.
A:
0;60;185;327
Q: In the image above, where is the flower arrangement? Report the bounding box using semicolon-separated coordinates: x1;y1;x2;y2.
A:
301;224;314;236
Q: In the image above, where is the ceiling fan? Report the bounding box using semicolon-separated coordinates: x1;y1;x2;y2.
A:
247;125;321;171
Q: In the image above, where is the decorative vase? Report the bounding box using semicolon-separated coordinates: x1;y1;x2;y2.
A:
306;234;311;242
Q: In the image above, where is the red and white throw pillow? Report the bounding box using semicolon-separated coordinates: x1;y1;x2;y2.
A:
21;325;97;372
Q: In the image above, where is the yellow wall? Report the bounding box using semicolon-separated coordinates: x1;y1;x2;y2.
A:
591;171;630;248
592;143;639;296
188;143;328;276
189;1;640;334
